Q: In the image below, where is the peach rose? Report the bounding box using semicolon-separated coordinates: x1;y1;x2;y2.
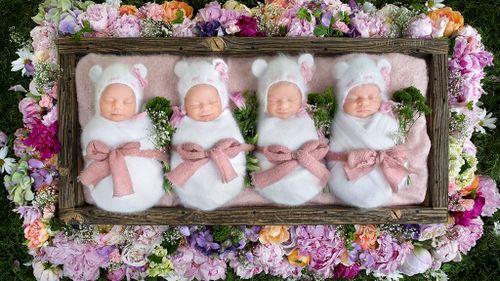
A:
428;7;464;37
259;225;290;244
287;248;310;267
24;219;49;249
354;224;378;250
460;175;480;196
162;1;193;23
120;5;138;16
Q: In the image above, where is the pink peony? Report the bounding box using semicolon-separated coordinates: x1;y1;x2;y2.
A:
252;243;285;273
477;176;500;216
137;3;165;21
113;14;142;37
399;246;433;276
361;233;412;275
451;217;484;254
30;23;57;52
407;14;433;38
106;267;125;281
19;97;41;128
172;18;196;37
431;235;460;269
198;1;223;22
42;105;58;126
198;256;227;280
78;3;119;36
351;11;388;38
227;252;263;279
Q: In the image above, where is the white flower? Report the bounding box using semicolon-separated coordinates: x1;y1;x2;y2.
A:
494;221;500;236
106;0;121;8
426;0;446;11
33;261;62;281
476;111;497;133
0;146;16;174
11;47;34;76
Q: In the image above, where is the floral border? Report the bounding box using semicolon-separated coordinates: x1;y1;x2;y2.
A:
2;0;499;280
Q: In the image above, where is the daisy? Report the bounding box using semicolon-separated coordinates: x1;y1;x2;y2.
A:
426;0;445;11
476;111;497;133
0;146;16;174
11;47;34;77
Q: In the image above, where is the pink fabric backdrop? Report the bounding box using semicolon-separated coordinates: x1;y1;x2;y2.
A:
76;53;430;208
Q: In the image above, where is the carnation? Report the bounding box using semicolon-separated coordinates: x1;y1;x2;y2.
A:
113;14;142;37
137;2;165;21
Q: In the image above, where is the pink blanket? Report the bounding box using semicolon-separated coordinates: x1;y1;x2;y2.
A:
76;53;430;208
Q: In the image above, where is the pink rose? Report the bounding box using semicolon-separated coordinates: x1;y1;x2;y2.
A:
137;3;165;21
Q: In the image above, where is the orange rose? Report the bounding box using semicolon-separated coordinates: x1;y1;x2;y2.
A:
428;7;464;37
259;225;290;244
287;248;310;267
460;175;480;196
162;1;193;23
354;224;378;251
120;5;138;16
24;219;49;249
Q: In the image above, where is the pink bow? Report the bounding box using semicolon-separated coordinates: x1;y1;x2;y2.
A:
300;63;313;83
252;140;329;188
327;145;409;192
170;106;186;128
132;68;148;88
166;138;254;187
79;141;168;197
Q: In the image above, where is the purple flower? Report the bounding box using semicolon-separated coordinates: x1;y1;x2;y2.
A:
360;233;412;275
59;10;82;35
106;267;125;281
227;252;262;279
198;1;223;22
321;11;333;27
23;119;60;160
113;14;142;37
196;20;223;37
14;206;42;225
78;3;119;36
452;194;485;226
28;158;55;190
236;15;259;37
0;131;6;147
243;226;261;242
351;11;388;38
18;97;41;128
188;229;221;255
333;264;361;279
477;176;500;216
406;14;433;38
287;18;316;37
25;61;35;76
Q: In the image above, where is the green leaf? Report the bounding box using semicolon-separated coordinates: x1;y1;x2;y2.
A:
297;8;311;21
60;0;72;12
171;9;185;25
313;25;329;37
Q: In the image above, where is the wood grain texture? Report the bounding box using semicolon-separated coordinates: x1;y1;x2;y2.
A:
56;37;449;56
57;37;449;224
59;206;448;225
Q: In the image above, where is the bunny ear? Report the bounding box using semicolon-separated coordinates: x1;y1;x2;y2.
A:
132;63;148;79
298;53;314;83
174;60;189;78
89;65;103;82
377;58;391;84
298;53;314;68
213;58;228;81
333;61;349;80
252;59;268;77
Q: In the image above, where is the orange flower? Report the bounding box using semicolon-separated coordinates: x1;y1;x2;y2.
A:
354;224;378;251
162;1;193;23
24;219;49;249
120;5;138;16
265;0;290;9
460;175;480;196
258;225;290;244
287;248;310;267
428;7;464;37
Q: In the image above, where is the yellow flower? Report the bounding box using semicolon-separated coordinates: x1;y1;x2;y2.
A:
120;5;138;16
259;225;290;244
24;219;49;249
428;7;464;37
287;248;310;267
162;1;193;23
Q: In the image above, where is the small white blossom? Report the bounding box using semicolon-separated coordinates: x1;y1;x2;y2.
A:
426;0;446;11
0;147;16;174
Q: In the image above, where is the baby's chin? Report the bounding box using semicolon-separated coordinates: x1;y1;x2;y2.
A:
101;113;135;122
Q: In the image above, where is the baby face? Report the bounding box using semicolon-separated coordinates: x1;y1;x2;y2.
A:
184;84;222;122
343;84;382;118
99;83;137;122
266;82;302;119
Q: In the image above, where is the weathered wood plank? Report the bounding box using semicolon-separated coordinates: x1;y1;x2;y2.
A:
59;206;448;225
56;38;449;56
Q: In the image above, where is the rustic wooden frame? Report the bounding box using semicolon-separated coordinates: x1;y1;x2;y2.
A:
57;37;448;225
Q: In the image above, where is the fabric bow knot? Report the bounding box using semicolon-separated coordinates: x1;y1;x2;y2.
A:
79;140;168;197
166;138;253;187
252;140;329;188
327;145;409;192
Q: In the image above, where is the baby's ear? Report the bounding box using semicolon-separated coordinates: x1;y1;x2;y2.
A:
89;65;103;82
132;63;148;79
213;58;228;81
377;58;391;84
333;61;349;80
252;59;268;78
174;60;189;78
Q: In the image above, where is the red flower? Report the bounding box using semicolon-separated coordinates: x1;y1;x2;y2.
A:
23;119;60;160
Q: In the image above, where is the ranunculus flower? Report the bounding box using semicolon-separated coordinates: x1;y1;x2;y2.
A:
287;248;310;267
24;219;49;249
120;5;138;16
259;225;290;244
354;224;378;250
428;7;464;37
399;246;432;276
163;1;194;23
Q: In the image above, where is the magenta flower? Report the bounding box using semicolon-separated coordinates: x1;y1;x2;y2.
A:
452;194;485;226
113;14;142;37
23;119;60;160
477;176;500;216
236;15;259;37
333;264;361;279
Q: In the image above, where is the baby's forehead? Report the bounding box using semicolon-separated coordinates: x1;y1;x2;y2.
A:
101;83;136;98
347;84;380;95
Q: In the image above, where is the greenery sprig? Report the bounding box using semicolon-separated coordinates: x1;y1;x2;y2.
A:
307;87;337;138
392;86;432;144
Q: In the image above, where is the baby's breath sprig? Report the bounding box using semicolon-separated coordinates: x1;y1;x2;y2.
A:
392;86;432;144
145;97;175;192
307;87;337;138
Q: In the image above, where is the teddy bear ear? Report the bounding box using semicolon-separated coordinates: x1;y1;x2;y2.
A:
212;58;228;80
252;59;268;77
174;60;189;78
89;65;102;82
132;63;148;79
298;53;314;68
332;61;349;80
377;58;391;84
